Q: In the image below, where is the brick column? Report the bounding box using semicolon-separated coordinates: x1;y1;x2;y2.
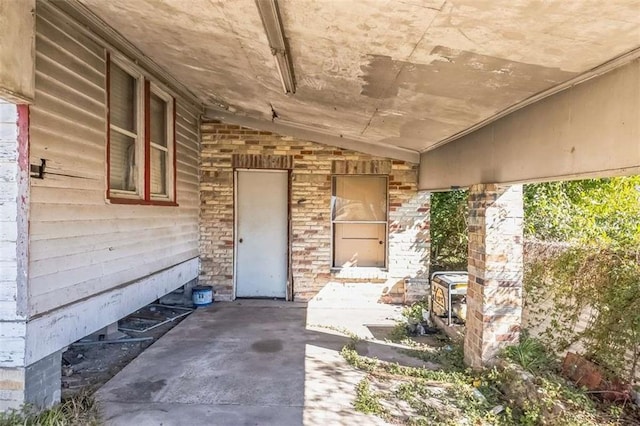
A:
464;184;523;369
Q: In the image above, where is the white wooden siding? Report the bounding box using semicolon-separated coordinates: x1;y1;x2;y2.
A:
26;258;198;365
28;5;200;316
0;102;28;369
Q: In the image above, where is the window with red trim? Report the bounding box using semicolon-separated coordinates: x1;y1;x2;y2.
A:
106;53;177;205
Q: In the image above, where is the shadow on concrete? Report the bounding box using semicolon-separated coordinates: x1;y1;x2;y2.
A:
95;300;437;426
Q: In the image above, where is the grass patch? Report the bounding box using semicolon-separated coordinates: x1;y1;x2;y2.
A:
354;378;387;417
502;333;554;374
0;392;100;426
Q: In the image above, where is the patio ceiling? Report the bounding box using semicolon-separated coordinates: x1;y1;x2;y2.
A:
78;0;640;156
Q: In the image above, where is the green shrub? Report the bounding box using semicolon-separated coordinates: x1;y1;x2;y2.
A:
502;333;554;374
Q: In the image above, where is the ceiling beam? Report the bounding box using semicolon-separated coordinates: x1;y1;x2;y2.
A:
419;58;640;190
204;107;420;163
423;46;640;153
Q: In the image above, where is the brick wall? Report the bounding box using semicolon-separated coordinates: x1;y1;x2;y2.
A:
199;121;430;302
24;350;62;409
464;184;523;368
0;349;64;411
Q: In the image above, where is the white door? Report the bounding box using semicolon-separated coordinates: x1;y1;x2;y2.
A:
235;170;288;298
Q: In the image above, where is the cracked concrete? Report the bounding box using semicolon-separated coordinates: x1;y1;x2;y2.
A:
96;299;433;425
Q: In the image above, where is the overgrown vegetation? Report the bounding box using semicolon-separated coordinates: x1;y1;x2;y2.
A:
502;332;554;375
386;301;432;344
524;177;640;247
430;176;640;268
525;246;640;381
354;378;388;417
338;299;638;425
0;392;100;426
341;341;620;425
523;177;640;383
430;189;468;271
429;177;640;383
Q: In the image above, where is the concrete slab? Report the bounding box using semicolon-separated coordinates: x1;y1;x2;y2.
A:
97;300;419;426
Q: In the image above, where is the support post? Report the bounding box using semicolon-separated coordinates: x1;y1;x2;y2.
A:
464;184;524;369
0;103;57;411
0;102;36;411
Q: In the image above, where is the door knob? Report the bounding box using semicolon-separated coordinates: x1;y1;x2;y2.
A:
379;241;384;245
239;238;243;243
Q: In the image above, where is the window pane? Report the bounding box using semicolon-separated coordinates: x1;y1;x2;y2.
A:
150;147;167;195
150;93;167;147
333;223;385;267
332;176;387;221
110;63;136;132
109;130;136;191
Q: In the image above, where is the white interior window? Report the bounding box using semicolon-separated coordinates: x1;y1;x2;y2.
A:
109;61;140;194
331;176;388;268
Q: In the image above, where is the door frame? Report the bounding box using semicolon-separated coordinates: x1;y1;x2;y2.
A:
233;168;292;300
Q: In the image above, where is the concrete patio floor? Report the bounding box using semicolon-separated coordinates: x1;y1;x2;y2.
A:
97;290;424;426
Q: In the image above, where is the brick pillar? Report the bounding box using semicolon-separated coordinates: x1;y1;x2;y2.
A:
464;184;523;369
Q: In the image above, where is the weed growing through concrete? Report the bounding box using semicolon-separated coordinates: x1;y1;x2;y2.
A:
341;345;504;424
0;392;100;426
387;323;411;343
341;340;628;425
312;324;363;346
354;378;388;418
403;344;465;372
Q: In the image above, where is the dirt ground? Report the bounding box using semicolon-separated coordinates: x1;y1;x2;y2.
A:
61;304;194;398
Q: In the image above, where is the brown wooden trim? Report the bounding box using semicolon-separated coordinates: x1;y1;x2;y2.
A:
143;79;151;201
172;98;177;203
109;197;178;206
105;52;111;200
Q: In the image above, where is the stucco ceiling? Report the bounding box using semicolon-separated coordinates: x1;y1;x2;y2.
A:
79;0;640;154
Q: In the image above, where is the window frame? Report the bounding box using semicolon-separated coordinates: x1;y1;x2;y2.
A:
106;52;178;206
330;175;389;269
148;82;175;202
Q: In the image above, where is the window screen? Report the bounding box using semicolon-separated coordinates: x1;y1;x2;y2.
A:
332;176;387;268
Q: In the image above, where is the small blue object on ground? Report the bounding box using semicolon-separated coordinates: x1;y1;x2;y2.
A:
192;286;214;307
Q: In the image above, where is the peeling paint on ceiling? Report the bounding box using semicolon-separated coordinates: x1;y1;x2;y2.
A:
79;0;640;153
